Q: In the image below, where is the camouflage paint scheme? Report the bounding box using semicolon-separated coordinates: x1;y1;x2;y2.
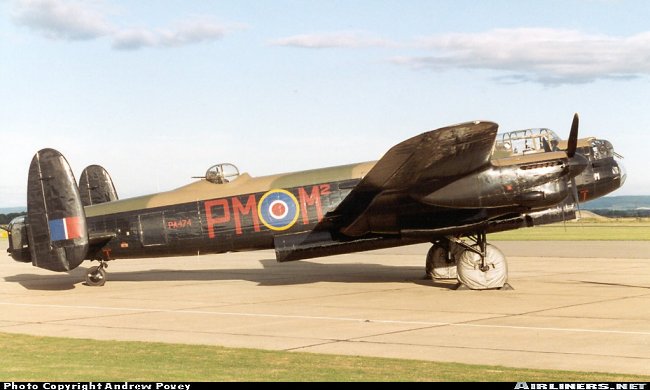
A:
84;162;375;260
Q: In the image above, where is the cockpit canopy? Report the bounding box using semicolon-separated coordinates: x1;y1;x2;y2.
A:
494;128;561;158
204;163;240;184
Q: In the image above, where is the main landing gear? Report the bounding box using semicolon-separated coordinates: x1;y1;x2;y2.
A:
85;260;108;287
425;232;512;290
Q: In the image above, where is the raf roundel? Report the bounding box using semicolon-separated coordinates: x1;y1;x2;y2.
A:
258;189;300;231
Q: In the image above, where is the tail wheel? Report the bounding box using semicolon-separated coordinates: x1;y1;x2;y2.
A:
85;265;107;287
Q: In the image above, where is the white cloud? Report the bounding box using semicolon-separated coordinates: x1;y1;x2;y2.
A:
271;31;393;49
273;27;650;85
112;18;228;50
394;28;650;85
12;0;112;40
11;0;234;49
110;28;157;50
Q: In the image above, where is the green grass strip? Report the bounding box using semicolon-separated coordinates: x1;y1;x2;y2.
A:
1;332;648;382
490;222;650;241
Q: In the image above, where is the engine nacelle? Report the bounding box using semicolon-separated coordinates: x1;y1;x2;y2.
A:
417;152;587;210
419;164;570;209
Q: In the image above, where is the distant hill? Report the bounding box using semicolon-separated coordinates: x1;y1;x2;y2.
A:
582;196;650;210
574;210;610;221
0;208;26;225
0;207;26;214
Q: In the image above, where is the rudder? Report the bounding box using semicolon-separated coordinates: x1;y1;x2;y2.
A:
79;164;118;206
27;149;88;272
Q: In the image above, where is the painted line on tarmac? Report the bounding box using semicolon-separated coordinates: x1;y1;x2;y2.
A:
2;301;650;336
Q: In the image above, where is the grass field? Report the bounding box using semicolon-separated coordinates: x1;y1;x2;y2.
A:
2;332;649;382
489;218;650;241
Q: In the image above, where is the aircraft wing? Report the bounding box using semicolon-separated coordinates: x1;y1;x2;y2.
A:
331;121;498;236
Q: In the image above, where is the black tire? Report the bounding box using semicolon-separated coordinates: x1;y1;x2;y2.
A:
85;266;106;287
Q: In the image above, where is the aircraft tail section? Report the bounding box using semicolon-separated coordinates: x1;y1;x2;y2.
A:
26;149;88;272
79;164;119;206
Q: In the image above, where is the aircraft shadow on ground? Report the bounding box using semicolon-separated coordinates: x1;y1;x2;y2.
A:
4;259;458;291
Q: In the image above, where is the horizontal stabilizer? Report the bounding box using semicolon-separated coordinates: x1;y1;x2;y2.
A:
27;149;88;272
79;165;118;206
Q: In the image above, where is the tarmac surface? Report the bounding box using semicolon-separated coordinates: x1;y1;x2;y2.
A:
1;239;649;376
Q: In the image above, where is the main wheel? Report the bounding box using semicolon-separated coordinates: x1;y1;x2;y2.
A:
425;244;457;280
85;266;107;287
456;244;507;290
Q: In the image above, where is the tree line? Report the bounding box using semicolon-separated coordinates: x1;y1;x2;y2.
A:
0;212;26;225
590;209;650;218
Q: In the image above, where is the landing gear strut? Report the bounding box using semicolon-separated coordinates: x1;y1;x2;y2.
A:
425;232;512;290
85;260;108;287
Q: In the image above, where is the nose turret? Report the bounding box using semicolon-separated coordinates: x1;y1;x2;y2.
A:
616;154;626;187
574;138;625;202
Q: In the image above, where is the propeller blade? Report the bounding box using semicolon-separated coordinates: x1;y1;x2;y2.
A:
562;177;582;229
567;113;579;158
567;152;588;177
571;177;583;220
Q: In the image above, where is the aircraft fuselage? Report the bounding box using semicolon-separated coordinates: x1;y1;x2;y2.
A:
5;132;625;270
86;178;355;260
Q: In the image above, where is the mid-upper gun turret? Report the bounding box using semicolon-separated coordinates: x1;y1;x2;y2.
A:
194;163;240;184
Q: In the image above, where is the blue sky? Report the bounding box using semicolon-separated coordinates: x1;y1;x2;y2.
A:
2;0;650;207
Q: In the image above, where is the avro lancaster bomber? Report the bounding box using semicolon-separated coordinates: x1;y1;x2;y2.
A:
5;114;625;289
